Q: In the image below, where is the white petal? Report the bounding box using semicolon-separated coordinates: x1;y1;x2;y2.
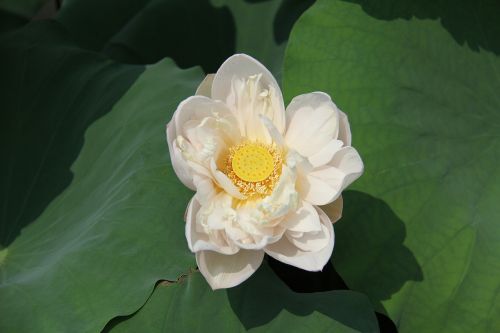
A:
259;114;285;147
286;221;329;252
257;164;299;221
192;175;216;205
168;95;239;182
209;159;246;200
322;196;343;224
308;139;343;168
196;249;264;290
297;147;363;206
166;123;195;190
329;146;364;188
185;198;238;255
232;229;285;250
173;95;238;142
195;74;215;97
285;92;339;157
338;110;352;146
297;166;345;206
173;96;214;137
285;200;322;233
229;203;287;250
211;54;285;141
265;207;334;271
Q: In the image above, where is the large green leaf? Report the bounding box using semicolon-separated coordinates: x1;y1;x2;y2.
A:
0;22;143;247
0;22;202;332
284;0;500;332
106;263;379;333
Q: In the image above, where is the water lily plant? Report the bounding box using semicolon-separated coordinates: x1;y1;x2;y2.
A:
166;54;363;289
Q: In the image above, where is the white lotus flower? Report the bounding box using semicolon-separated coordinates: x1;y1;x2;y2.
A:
166;54;363;289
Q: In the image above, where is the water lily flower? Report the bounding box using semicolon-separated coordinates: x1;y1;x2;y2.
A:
166;54;363;289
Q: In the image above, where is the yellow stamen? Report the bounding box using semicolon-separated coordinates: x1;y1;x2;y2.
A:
225;142;283;198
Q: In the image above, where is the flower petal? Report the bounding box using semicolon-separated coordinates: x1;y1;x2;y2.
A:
330;146;364;188
173;95;239;146
285;220;329;252
209;159;246;200
167;95;240;186
297;147;363;205
338;110;352;146
296;166;344;206
211;54;285;141
166;125;195;190
322;196;343;224
186;196;238;255
192;175;216;205
285;200;322;233
265;207;334;271
259;114;285;147
196;249;264;290
308;139;343;168
195;74;215;97
285;92;339;157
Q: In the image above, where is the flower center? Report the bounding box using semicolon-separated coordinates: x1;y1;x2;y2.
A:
232;144;274;182
225;142;282;198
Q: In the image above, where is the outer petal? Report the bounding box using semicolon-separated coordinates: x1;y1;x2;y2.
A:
173;95;238;145
265;207;334;272
286;221;329;252
308;139;343;168
338;110;352;146
196;249;264;290
330;146;364;188
285;92;339;157
211;54;286;141
322;196;343;224
297;147;363;206
195;74;215;97
166;124;195;190
167;95;240;190
192;174;216;205
185;198;238;255
284;200;322;233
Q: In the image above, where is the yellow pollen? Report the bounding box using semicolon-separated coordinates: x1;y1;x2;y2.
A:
225;142;283;198
231;144;274;182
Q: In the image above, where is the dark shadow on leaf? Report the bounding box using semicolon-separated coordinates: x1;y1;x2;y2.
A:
333;191;423;314
273;0;315;43
244;190;419;331
0;21;143;247
376;312;398;333
268;250;399;331
58;0;236;73
103;0;236;73
0;9;28;35
228;263;378;331
343;0;500;55
268;256;348;291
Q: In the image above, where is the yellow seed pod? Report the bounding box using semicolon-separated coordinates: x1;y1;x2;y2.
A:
231;144;274;182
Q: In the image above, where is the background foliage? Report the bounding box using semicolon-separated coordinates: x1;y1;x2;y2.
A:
1;0;499;332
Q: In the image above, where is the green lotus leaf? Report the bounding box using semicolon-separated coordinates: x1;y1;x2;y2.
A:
0;21;202;332
106;263;379;333
284;0;500;332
